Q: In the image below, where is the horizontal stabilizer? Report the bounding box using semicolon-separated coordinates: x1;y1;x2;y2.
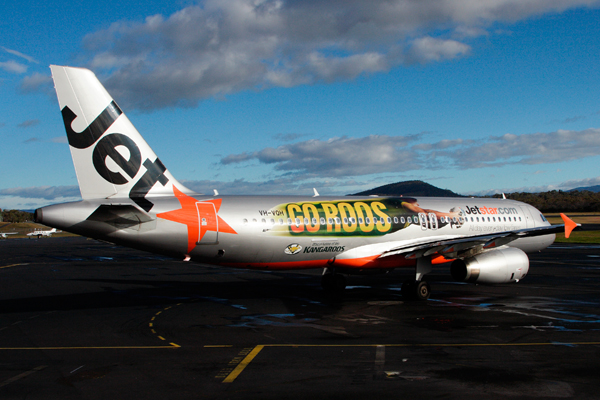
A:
87;204;155;229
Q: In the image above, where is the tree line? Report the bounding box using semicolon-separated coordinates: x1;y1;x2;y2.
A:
1;209;34;223
1;190;599;223
492;190;600;213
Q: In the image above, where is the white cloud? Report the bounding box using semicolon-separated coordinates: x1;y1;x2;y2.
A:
467;176;600;196
20;72;53;94
0;60;27;74
406;37;471;64
77;0;600;110
181;176;378;196
221;128;600;178
17;119;40;128
1;47;38;64
221;134;425;177
0;186;80;200
438;128;600;168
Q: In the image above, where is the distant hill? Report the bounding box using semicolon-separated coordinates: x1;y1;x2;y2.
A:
569;185;600;193
352;180;462;197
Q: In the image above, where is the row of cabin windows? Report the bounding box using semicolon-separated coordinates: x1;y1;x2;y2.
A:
242;215;522;226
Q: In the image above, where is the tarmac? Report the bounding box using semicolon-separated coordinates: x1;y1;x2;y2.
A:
1;237;599;399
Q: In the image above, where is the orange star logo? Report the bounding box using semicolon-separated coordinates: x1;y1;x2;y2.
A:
157;186;237;253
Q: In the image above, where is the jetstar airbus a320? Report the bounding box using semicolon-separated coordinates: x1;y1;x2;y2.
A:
34;66;579;300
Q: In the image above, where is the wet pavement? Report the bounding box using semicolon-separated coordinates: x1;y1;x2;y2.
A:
1;237;599;399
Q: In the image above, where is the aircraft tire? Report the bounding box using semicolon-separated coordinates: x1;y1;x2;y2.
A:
402;280;430;301
415;281;431;301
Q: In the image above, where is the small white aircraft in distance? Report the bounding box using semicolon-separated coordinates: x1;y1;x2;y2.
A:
0;232;18;238
27;228;59;238
34;66;580;300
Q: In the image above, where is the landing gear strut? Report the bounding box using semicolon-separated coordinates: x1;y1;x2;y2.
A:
402;256;432;301
321;268;346;293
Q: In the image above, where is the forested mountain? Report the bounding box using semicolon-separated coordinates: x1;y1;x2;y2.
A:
353;180;461;197
353;180;600;213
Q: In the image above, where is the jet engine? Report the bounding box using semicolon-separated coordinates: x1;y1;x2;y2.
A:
450;247;529;284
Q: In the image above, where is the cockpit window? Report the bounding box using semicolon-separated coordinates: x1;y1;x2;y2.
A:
540;213;548;222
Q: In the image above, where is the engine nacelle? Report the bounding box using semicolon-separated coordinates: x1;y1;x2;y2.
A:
450;247;529;284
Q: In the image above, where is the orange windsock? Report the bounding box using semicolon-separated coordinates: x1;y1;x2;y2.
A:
560;213;578;239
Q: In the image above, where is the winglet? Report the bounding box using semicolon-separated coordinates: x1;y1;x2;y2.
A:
560;213;579;239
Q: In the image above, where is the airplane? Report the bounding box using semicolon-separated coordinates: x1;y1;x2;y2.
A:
27;228;59;238
34;66;579;300
0;232;18;238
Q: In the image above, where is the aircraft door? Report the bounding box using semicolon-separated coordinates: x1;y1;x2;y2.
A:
419;213;428;231
519;206;533;228
196;202;219;244
428;213;438;230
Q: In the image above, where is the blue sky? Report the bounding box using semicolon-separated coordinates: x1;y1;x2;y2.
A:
1;0;600;210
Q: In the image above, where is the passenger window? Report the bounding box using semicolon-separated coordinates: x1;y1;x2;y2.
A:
320;217;326;225
335;217;341;224
358;218;364;224
261;219;266;224
366;217;371;224
400;217;405;223
279;218;284;225
243;219;248;225
343;218;348;224
328;218;333;224
393;217;398;224
287;218;292;225
312;218;317;225
387;217;392;224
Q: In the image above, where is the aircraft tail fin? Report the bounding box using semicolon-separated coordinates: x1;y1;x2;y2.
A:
50;66;192;211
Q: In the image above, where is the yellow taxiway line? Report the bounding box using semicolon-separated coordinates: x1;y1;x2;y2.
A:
222;345;264;383
214;341;600;383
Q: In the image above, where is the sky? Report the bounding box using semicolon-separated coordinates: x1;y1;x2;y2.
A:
1;0;600;210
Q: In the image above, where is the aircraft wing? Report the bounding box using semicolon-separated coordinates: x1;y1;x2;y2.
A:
379;213;579;261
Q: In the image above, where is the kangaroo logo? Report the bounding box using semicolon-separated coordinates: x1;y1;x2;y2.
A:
61;101;169;212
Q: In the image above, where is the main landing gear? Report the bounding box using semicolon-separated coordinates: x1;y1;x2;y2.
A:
320;256;433;300
402;255;433;301
401;280;431;301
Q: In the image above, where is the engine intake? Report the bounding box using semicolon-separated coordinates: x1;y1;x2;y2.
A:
450;247;529;284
